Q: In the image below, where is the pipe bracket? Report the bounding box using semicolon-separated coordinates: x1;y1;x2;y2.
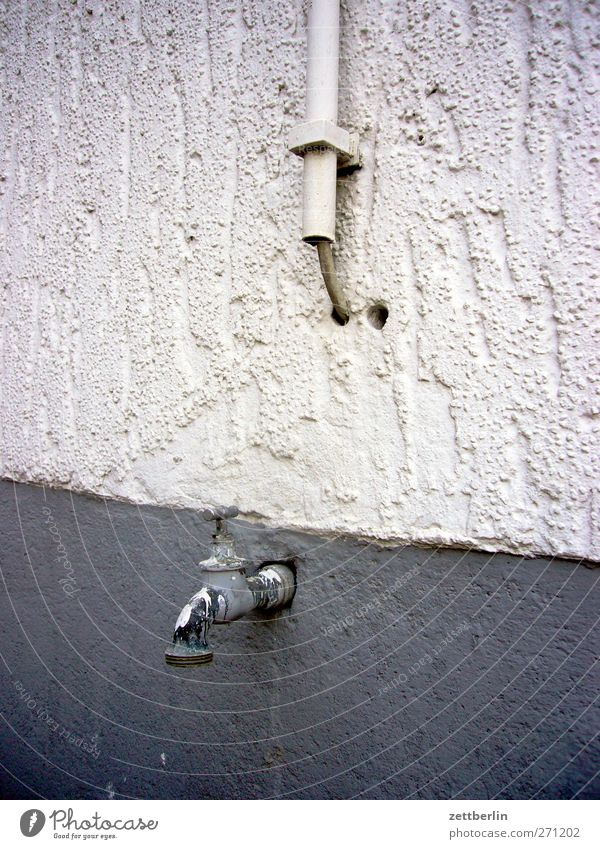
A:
288;120;361;170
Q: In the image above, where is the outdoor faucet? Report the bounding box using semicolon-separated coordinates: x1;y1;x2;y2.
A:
165;506;296;666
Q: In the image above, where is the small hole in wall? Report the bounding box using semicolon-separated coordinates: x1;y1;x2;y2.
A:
331;307;349;326
367;304;388;329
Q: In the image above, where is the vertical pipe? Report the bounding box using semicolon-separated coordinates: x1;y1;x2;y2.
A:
306;0;339;123
302;0;340;243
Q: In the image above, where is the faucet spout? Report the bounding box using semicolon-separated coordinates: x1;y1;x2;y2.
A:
165;507;295;666
168;586;223;665
166;563;295;667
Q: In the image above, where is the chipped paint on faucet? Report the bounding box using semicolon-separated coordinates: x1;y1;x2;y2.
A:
248;566;295;610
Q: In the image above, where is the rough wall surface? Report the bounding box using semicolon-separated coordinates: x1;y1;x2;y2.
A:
1;481;598;799
0;0;598;559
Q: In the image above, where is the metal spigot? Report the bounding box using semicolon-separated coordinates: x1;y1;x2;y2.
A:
165;506;296;667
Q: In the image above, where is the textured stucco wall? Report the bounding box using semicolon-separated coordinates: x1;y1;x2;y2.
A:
0;0;599;559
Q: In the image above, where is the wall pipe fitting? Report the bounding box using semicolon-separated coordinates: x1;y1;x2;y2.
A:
289;0;360;324
302;0;340;243
317;240;348;323
165;506;296;667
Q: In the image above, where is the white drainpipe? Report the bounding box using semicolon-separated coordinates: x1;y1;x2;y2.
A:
289;0;360;323
302;0;340;243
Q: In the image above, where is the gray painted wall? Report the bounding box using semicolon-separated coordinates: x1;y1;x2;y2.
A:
0;480;598;799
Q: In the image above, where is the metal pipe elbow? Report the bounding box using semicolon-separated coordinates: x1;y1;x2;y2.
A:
166;563;295;667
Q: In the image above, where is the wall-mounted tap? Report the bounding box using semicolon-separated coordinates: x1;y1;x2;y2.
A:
165;506;296;667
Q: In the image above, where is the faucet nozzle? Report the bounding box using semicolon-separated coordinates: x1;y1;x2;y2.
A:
165;507;296;667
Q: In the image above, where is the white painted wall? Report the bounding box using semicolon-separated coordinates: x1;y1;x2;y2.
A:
1;0;598;559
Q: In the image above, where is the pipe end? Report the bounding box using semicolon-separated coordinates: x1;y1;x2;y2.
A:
252;563;296;610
